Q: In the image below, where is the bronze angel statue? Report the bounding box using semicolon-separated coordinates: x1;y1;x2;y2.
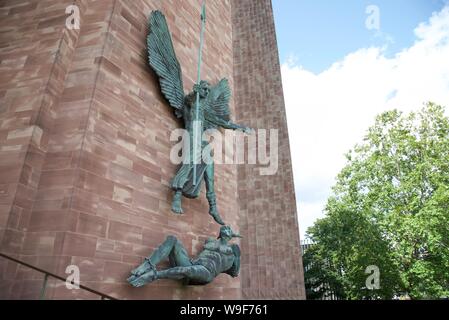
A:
148;11;252;225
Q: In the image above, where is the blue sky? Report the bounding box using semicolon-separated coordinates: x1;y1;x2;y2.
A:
273;0;448;72
272;1;449;239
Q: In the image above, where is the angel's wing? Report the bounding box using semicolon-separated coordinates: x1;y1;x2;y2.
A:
148;11;185;111
204;79;231;129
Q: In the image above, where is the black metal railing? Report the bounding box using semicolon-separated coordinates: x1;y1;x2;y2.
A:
300;240;341;300
0;252;117;300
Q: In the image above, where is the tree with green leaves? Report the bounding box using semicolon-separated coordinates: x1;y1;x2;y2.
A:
306;103;449;299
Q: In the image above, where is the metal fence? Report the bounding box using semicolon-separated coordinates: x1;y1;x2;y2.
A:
300;239;341;300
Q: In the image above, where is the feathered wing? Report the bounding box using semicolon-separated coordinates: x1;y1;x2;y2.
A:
148;11;185;112
204;78;231;129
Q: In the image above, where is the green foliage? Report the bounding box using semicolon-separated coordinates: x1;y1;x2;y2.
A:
306;103;449;299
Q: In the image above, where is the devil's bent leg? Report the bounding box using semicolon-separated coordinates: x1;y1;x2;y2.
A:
146;235;178;266
130;236;178;277
169;239;192;267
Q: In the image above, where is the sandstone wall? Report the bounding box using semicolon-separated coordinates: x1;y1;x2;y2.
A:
0;0;304;300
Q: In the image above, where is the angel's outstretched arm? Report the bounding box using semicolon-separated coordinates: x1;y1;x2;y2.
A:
212;116;251;132
220;119;245;131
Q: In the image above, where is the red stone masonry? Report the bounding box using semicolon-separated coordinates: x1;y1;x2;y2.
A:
0;0;305;299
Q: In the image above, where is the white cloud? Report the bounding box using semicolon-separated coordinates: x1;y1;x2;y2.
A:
282;6;449;239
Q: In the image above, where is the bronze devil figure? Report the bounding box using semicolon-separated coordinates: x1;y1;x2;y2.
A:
127;226;241;286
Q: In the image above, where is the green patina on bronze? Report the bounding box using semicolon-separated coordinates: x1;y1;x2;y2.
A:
147;10;252;226
127;226;242;286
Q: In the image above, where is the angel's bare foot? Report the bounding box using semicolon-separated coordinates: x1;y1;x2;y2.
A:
209;205;225;225
206;192;224;225
171;191;183;214
172;203;183;214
